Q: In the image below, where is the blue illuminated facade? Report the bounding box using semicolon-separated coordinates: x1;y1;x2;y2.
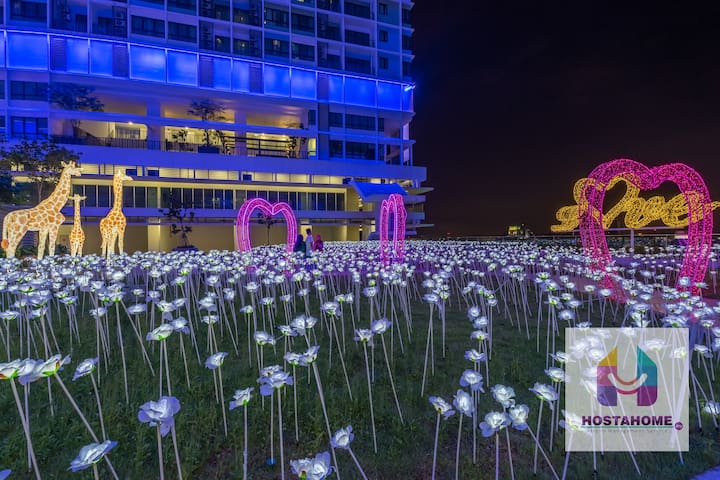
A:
0;0;427;252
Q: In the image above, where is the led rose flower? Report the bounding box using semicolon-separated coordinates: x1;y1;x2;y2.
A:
530;383;558;409
508;404;529;430
290;452;333;480
300;346;320;366
254;331;275;346
545;367;567;383
138;396;180;437
258;367;293;396
459;369;485;392
354;328;374;343
453;389;474;417
371;318;391;335
0;469;9;480
146;323;174;342
72;358;99;381
229;387;254;410
480;411;511;437
68;440;117;472
330;425;354;450
703;401;720;416
170;317;190;334
491;384;516;408
205;352;228;370
465;349;486;364
429;396;455;419
0;359;21;380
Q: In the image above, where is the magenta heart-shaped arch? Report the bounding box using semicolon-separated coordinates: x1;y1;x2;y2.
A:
379;193;407;263
236;198;297;252
578;159;713;293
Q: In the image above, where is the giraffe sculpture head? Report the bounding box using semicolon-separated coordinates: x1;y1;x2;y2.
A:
62;161;83;178
69;194;87;203
115;171;132;183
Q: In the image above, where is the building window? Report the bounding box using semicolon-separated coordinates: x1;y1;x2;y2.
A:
345;1;371;19
11;1;47;22
402;8;411;25
265;37;289;57
379;30;388;42
131;16;165;38
215;35;230;52
346;114;375;131
291;43;315;61
168;0;196;13
402;34;412;51
379;56;388;70
10;81;48;101
308;110;316;126
264;7;289;29
329;140;343;157
402;61;411;77
328;112;343;127
345;29;371;46
345;141;375;160
378;2;388;16
345;56;372;74
168;21;197;42
378;117;384;131
291;13;314;34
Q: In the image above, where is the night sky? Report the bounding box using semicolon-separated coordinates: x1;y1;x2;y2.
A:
411;2;720;237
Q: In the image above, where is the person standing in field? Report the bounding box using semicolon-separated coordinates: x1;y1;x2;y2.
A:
305;228;313;257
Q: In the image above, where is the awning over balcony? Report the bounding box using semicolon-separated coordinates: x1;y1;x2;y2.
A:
349;180;407;203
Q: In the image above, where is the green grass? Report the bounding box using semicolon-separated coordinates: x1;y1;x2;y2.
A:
0;287;718;480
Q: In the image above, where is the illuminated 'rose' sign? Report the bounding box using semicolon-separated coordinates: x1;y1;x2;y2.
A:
379;193;407;263
236;198;297;252
578;159;713;293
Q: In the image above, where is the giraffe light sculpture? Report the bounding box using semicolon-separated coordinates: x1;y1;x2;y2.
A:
1;160;83;259
100;171;132;258
69;193;86;256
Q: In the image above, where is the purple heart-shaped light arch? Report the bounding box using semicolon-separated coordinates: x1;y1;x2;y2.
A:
379;193;407;264
236;198;297;252
578;159;713;294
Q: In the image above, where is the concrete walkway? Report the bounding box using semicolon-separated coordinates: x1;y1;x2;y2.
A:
694;466;720;479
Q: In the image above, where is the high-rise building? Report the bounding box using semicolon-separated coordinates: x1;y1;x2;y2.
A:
0;0;428;252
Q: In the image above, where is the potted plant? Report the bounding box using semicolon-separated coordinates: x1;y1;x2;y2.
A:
159;192;198;251
188;100;226;154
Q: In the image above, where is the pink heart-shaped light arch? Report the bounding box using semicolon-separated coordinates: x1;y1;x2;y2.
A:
579;159;713;293
379;193;407;263
236;198;297;252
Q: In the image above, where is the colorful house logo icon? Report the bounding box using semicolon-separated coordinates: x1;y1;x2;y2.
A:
597;346;657;406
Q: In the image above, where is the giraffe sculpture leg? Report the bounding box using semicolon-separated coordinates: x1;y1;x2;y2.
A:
118;227;125;255
37;229;48;260
47;227;59;257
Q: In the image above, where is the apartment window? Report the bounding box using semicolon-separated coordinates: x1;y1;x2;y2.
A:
0;81;4;99
265;37;289;57
168;21;197;42
401;8;411;25
234;39;259;57
346;114;375;131
11;1;47;22
97;185;111;208
378;117;384;131
379;56;388;70
379;30;388;42
264;7;289;29
345;56;372;74
328;112;343;127
402;60;411;77
168;0;195;13
291;43;315;61
10;81;48;101
308;110;316;126
329;140;343;157
201;1;230;20
291;12;314;34
378;3;388;15
402;34;412;51
345;29;371;46
345;1;371;19
131;16;165;38
345;141;375;160
215;35;230;52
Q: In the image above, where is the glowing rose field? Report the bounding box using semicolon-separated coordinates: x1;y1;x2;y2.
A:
0;240;719;479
